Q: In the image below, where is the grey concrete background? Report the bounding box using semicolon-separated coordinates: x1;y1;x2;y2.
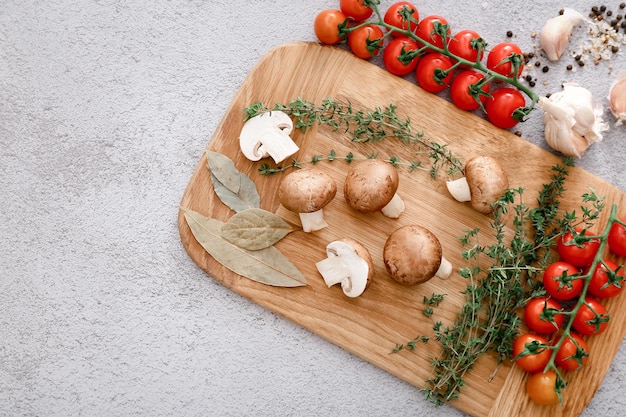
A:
1;1;624;416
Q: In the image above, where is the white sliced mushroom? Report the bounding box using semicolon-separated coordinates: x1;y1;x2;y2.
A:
315;238;374;298
239;111;299;163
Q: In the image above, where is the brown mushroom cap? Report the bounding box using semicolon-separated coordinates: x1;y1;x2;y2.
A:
383;225;442;285
465;156;509;214
344;159;399;213
278;168;337;213
336;237;374;288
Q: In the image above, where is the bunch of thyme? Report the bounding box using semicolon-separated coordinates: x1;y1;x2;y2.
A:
343;0;540;120
394;158;575;404
244;97;463;178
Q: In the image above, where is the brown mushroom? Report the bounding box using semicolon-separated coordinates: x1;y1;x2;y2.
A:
278;168;337;232
445;156;509;214
315;238;374;298
343;159;405;218
383;225;452;285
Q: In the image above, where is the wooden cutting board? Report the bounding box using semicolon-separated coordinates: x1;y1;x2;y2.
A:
178;42;626;417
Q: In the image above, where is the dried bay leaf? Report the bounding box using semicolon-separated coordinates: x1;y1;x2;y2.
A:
206;151;241;193
182;208;306;287
222;208;293;250
207;152;261;213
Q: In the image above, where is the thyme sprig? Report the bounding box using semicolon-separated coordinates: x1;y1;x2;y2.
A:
345;0;540;120
258;150;424;175
244;98;464;178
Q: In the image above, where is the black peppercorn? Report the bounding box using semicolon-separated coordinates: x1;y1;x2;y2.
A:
566;64;573;70
542;66;549;73
506;30;513;37
621;2;626;9
534;61;541;67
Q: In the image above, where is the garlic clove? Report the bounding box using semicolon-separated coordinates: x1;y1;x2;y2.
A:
540;8;586;62
609;69;626;126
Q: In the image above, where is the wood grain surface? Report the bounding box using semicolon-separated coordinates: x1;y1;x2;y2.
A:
178;42;626;417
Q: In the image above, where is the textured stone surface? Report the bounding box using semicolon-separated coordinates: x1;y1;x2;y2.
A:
1;1;624;416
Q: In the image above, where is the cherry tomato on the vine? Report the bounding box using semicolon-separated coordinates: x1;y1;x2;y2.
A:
557;228;600;268
448;29;484;65
542;261;582;301
484;87;526;129
383;37;420;76
608;217;626;257
415;52;455;93
340;0;373;22
383;1;419;36
587;259;625;298
487;42;524;78
512;333;551;373
524;297;564;335
555;332;589;371
527;370;560;406
314;9;347;45
415;15;451;50
450;70;489;111
572;297;609;336
348;24;384;59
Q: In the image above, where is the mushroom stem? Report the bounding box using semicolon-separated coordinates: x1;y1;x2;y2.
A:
435;256;453;279
446;177;471;202
299;210;328;233
381;193;406;218
258;136;300;164
315;256;352;288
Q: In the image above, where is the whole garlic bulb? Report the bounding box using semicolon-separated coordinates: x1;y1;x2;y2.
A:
608;70;626;125
538;83;608;158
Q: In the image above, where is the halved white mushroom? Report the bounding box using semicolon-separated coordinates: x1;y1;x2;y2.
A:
315;238;374;298
239;111;299;163
446;156;509;214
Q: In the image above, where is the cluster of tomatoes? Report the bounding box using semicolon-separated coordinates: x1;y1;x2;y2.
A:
513;219;626;405
313;1;528;129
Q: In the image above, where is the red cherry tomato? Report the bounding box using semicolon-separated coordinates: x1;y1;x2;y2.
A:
487;42;524;78
572;297;609;336
557;228;600;268
485;88;526;129
348;25;384;59
340;0;374;21
527;370;559;406
415;15;450;50
524;297;564;334
383;1;419;36
448;29;484;65
450;70;490;111
608;217;626;257
587;259;625;298
415;52;454;93
542;261;582;301
383;37;420;76
555;332;589;371
512;333;551;373
314;10;348;45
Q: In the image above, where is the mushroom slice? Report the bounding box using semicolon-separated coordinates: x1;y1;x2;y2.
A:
278;168;337;232
315;238;374;298
344;159;405;218
239;111;299;163
383;225;452;285
446;156;509;214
